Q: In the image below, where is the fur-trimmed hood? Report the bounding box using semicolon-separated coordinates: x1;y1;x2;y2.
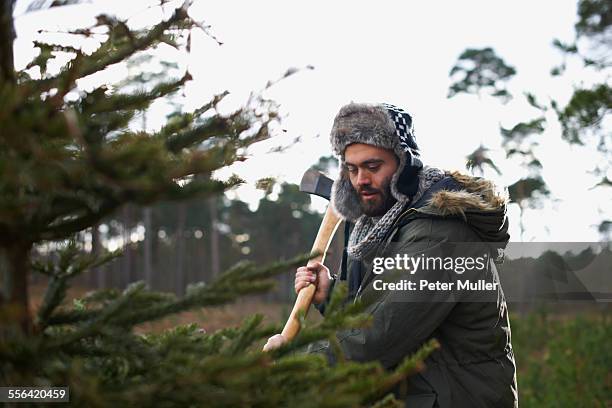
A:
426;171;508;216
419;170;510;244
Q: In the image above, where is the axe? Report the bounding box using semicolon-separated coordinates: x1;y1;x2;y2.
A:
263;169;341;351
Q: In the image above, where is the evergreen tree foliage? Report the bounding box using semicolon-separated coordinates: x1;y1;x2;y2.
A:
448;47;516;101
449;0;611;240
465;145;501;176
0;2;435;405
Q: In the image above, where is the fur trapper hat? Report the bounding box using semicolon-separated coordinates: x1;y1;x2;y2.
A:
330;102;423;221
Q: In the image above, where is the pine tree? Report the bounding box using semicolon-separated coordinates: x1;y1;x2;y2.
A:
449;0;611;240
0;2;435;406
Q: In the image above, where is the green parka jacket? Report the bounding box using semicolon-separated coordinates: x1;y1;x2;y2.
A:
314;171;518;408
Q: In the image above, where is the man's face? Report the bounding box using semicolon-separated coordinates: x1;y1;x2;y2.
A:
344;143;399;217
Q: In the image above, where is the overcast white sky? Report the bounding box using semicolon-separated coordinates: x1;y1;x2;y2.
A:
12;0;611;242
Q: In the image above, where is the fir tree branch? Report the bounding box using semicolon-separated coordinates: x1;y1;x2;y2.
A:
33;3;192;95
35;169;238;242
44;281;147;349
157;91;230;139
81;72;193;115
36;246;121;328
47;254;311;327
164;115;233;153
361;339;440;405
38;199;119;241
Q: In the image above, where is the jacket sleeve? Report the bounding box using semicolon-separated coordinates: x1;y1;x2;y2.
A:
315;221;353;316
313;276;337;316
337;218;471;369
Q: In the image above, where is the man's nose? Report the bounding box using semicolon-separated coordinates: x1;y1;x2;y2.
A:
356;170;371;187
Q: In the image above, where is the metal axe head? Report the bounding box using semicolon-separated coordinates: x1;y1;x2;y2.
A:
300;168;333;201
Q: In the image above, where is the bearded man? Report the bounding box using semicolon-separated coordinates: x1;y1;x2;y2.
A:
266;102;518;407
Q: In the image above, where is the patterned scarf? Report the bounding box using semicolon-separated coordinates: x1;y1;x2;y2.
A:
347;166;445;260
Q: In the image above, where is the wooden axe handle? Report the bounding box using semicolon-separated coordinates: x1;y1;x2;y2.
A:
279;204;341;342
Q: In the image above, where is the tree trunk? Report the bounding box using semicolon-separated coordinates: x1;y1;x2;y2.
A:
176;203;186;295
143;207;153;289
517;181;526;242
121;205;133;288
0;0;16;84
91;224;102;288
209;197;220;279
0;241;33;334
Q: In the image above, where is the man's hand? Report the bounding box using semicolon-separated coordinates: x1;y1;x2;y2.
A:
294;261;332;305
263;262;332;352
262;333;286;352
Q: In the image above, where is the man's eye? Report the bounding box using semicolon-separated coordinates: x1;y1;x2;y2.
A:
367;165;380;171
347;167;357;174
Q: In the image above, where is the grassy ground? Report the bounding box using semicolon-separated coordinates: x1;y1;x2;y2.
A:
511;307;611;407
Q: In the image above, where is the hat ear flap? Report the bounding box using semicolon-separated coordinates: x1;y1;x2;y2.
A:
331;171;362;221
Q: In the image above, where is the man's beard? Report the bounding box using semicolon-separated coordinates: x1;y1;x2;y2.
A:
357;176;397;217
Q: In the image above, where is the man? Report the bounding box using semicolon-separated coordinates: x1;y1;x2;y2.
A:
265;102;518;407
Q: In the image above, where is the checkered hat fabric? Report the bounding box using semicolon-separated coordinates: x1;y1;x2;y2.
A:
381;103;420;164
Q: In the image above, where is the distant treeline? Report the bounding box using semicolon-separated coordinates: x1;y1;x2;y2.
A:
33;182;610;307
32;182;344;302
